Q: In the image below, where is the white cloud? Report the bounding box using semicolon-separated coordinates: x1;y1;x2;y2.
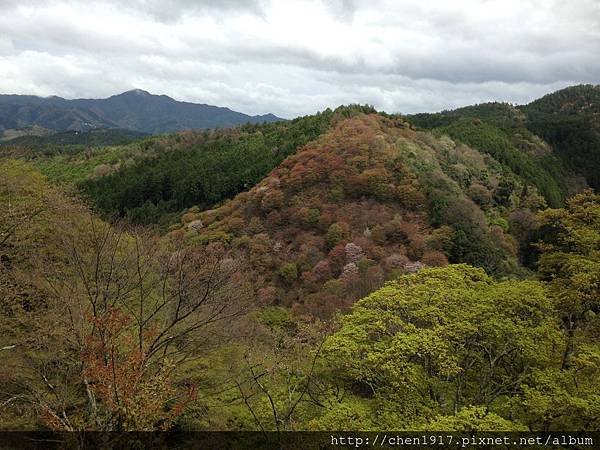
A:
0;0;599;117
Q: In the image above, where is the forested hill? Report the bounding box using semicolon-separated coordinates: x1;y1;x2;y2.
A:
75;107;343;225
0;128;147;152
520;85;600;189
0;89;282;136
406;84;600;198
164;111;551;320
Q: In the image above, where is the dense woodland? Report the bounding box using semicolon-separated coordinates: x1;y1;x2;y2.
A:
0;85;599;432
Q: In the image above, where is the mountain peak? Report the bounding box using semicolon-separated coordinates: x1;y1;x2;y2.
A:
122;88;152;96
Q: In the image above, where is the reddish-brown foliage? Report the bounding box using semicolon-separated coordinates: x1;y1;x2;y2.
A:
175;114;446;318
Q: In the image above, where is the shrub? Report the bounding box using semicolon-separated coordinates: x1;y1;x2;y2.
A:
93;163;113;178
357;257;376;274
279;262;299;284
384;218;419;245
232;235;251;249
259;306;294;331
353;167;393;200
326;222;349;248
247;216;265;234
257;286;278;305
312;260;332;280
329;185;345;202
327;242;347;274
345;242;364;264
223;216;245;233
489;217;509;233
407;234;426;260
421;250;449;267
371;224;387;245
426;226;455;252
468;183;493;209
322;279;346;297
260;188;285;211
191;231;232;245
340;263;359;282
181;212;201;224
294;207;320;227
395;182;426;210
383;253;410;271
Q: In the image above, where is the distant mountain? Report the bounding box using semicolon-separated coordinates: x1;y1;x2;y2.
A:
0;89;282;136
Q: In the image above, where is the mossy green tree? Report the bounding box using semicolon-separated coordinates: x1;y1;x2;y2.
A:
321;265;562;429
536;189;600;368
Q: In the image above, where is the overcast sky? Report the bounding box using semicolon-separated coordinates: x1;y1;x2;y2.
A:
1;0;599;118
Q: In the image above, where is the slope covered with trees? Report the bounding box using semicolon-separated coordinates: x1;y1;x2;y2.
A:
521;84;600;190
165;112;554;321
76;107;347;226
3;160;596;432
0;128;147;155
407;84;600;203
1;87;599;435
318;239;600;431
407;103;573;207
0;160;252;430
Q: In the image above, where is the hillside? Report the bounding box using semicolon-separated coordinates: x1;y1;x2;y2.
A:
1;107;599;434
163;112;556;318
0;128;148;160
75;107;343;225
407;103;574;207
520;84;600;189
5;87;596;232
0;160;252;429
0;107;331;202
407;85;600;200
0;89;282;136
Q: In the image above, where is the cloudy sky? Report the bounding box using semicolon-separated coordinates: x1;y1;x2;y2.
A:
1;0;599;118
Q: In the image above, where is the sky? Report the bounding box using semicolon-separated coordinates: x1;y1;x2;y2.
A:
1;0;599;118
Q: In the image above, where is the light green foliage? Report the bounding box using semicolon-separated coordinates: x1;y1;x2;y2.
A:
536;190;600;369
434;119;567;207
537;189;600;319
190;230;233;245
521;365;600;430
34;146;126;184
488;216;509;232
395;126;522;274
259;306;295;332
407;102;571;207
522;190;600;429
322;265;562;429
418;406;528;431
326;222;347;248
307;398;377;431
279;262;299;284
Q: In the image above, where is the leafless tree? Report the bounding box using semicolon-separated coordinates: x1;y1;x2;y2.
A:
4;215;253;430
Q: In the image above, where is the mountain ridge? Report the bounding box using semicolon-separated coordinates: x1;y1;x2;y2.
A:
405;84;600;199
0;89;283;136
